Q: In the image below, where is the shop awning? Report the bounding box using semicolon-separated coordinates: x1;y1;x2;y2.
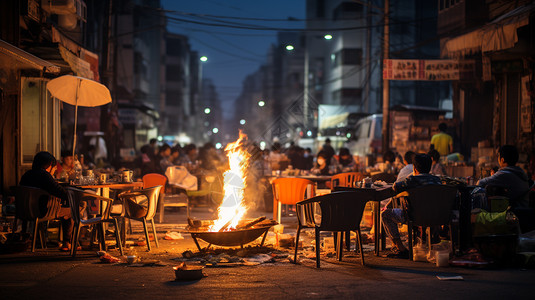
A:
0;39;60;74
441;3;534;58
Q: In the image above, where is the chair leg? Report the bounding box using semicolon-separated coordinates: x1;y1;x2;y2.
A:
142;218;151;251
158;195;164;223
294;224;301;264
113;218;124;256
98;223;106;251
426;227;432;252
151;219;159;248
345;231;351;251
356;228;365;265
72;224;81;257
315;227;321;268
408;222;413;261
277;202;282;225
32;219;39;252
337;232;344;261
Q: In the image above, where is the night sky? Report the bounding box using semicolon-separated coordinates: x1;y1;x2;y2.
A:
161;0;306;119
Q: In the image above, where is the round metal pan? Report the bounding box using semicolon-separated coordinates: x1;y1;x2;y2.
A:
188;226;271;246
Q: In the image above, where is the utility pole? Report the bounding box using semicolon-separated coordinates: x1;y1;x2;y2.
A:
303;33;309;129
381;0;390;153
365;1;372;113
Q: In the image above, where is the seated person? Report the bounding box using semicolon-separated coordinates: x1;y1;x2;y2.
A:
337;147;357;172
311;150;338;175
428;149;447;176
396;151;415;183
476;145;531;209
20;151;75;252
55;151;74;180
381;154;441;258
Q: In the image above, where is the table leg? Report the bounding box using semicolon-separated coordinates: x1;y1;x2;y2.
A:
374;201;380;256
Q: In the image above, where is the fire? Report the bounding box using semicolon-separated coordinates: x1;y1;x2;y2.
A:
209;130;250;232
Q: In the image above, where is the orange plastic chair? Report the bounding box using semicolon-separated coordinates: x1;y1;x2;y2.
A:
272;178;315;224
142;173;168;223
330;172;364;189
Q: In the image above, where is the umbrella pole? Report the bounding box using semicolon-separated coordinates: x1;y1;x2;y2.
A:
73;104;78;158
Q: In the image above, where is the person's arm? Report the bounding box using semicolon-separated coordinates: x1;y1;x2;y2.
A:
42;172;68;202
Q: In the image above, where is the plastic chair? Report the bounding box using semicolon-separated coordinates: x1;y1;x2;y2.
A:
142;173;176;223
14;186;63;252
330;172;364;189
401;185;458;260
295;191;369;268
66;187;123;258
371;172;397;183
118;186;162;251
272;178;315;224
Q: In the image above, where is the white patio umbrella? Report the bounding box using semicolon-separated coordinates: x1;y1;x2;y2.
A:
46;75;112;157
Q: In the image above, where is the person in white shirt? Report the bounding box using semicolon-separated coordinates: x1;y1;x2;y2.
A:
396;151;415;182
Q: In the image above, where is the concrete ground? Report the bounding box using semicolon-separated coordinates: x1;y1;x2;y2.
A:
1;207;534;299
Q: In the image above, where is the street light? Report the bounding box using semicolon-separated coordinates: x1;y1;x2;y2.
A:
324;34;333;40
239;119;246;125
204;108;211;114
200;56;208;62
212;127;219;133
258;100;265;107
285;45;294;51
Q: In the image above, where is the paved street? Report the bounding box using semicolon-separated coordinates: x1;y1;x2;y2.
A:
1;208;534;299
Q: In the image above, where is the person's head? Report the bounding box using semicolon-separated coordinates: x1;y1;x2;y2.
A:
325;138;331;144
383;150;395;164
184;144;198;158
428;149;440;163
316;151;329;167
403;151;416;165
413;154;432;175
61;151;73;167
149;138;157;146
33;151;57;173
171;147;180;159
497;145;519;167
159;144;171;157
438;123;447;132
339;147;351;161
271;142;281;153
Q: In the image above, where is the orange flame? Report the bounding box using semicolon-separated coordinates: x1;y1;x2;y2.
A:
209;130;250;231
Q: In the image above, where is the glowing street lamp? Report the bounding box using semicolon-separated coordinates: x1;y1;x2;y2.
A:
285;45;294;51
258;100;265;107
324;34;333;40
212;127;219;134
204;108;211;114
200;56;208;62
239;119;246;125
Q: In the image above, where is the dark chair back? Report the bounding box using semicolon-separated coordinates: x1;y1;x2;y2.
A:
15;186;61;221
297;191;368;232
371;172;397;183
403;185;458;226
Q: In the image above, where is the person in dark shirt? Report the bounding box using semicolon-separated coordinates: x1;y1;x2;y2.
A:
381;154;441;258
20;151;74;251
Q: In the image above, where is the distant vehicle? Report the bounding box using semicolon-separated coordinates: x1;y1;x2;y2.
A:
345;114;382;160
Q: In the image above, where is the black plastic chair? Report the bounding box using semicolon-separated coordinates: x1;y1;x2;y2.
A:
14;186;63;252
401;185;458;260
118;186;162;251
371;172;397;183
66;188;124;258
295;191;369;268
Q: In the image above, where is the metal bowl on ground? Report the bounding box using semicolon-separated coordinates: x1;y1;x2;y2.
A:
188;226;272;247
173;263;205;281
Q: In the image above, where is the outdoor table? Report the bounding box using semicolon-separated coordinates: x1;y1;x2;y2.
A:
333;185;395;256
76;182;143;198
